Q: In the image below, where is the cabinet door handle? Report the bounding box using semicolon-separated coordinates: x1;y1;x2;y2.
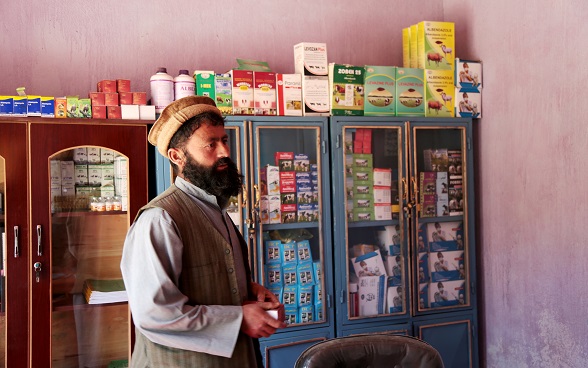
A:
33;262;42;283
13;226;19;258
36;225;42;256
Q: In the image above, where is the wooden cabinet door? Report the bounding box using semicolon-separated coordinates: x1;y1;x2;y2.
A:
29;121;147;368
0;120;30;368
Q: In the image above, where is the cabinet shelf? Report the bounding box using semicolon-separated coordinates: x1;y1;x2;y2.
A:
261;222;319;231
348;219;400;228
52;293;127;312
52;210;127;218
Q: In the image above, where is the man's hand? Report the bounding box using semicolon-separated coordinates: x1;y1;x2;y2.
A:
251;282;280;303
241;301;287;338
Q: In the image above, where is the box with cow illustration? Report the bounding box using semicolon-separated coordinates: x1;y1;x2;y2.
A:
415;21;455;70
328;63;365;116
215;73;233;115
364;65;396;116
425;70;455;117
396;68;425;117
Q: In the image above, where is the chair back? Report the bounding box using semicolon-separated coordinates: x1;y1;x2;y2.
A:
294;334;444;368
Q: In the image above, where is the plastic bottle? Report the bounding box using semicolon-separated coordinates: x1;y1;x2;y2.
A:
150;67;174;114
174;69;195;101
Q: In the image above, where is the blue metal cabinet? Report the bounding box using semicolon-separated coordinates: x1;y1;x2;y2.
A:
151;116;336;367
329;117;478;367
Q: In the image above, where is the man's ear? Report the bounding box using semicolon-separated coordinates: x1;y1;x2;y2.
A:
168;148;185;168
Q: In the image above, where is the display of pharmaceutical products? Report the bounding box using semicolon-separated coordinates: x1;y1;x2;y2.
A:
347;224;405;317
343;128;395;222
264;238;323;324
259;152;319;225
417;221;467;309
421;148;463;216
50;148;129;213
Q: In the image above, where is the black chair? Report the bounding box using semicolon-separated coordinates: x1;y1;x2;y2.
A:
294;334;444;368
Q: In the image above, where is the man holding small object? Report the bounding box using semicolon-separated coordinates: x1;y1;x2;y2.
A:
121;96;285;368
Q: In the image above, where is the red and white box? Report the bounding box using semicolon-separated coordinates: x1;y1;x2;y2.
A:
230;69;254;115
276;73;302;116
254;71;277;116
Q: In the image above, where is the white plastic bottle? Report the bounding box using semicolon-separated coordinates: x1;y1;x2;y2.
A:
150;67;174;114
174;69;195;101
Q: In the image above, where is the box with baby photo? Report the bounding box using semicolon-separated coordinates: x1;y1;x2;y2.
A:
418;253;430;283
297;284;314;307
417;224;428;253
427;221;463;251
297;262;315;285
265;263;283;288
280;241;298;265
264;239;282;265
351;249;387;278
386;281;404;314
418;283;430;310
282;263;297;286
296;240;313;264
429;250;465;282
282;285;298;308
429;280;466;308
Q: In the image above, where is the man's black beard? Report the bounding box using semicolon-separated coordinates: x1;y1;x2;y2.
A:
182;154;243;204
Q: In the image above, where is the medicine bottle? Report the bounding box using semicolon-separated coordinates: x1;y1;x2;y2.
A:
174;69;195;101
150;67;174;114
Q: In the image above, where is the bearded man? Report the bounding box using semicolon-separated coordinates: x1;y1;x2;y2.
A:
121;96;285;368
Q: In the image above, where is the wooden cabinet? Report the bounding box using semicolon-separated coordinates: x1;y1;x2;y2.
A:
0;120;29;368
1;117;149;368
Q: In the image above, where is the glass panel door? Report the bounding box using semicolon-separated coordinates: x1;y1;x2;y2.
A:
253;124;326;327
411;126;471;313
341;125;406;321
29;122;147;368
50;146;130;368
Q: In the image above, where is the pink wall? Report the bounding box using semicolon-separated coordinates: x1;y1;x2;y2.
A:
444;0;588;366
1;1;442;98
4;0;588;366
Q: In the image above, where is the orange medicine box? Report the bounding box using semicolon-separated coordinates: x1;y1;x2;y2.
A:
98;80;117;93
107;106;121;119
132;92;147;105
116;79;131;92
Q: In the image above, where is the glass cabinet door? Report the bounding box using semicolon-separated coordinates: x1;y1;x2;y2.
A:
332;120;407;330
49;146;130;368
29;122;147;368
410;125;472;313
249;119;331;328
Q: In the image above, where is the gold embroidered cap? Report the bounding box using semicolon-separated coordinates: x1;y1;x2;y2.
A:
148;96;222;158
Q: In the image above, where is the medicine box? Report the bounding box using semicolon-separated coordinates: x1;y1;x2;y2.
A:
253;71;277;116
455;58;482;91
416;21;455;70
215;73;233;115
294;42;328;77
13;96;27;116
41;97;55;117
455;87;482;118
27;96;41;116
302;76;329;116
276;73;302;116
230;69;254;115
425;69;455;117
364;65;396;116
328;63;364;116
0;96;13;116
396;68;425;117
194;70;216;100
